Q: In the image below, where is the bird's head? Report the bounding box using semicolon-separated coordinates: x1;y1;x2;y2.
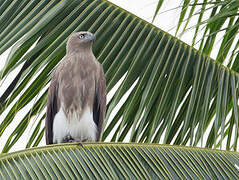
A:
66;31;96;54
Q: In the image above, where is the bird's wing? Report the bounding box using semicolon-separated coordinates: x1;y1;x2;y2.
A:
93;67;106;141
45;72;59;144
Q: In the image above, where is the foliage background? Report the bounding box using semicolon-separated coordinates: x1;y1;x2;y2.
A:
0;0;238;153
0;0;182;152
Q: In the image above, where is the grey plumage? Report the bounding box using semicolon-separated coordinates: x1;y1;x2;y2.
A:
45;31;106;144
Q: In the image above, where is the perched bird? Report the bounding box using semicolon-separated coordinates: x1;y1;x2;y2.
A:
45;31;106;144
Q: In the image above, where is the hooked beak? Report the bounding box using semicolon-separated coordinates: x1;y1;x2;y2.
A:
87;34;96;42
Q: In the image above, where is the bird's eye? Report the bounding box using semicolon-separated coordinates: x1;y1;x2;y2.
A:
79;34;84;39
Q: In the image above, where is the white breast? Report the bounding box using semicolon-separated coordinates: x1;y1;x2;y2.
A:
53;106;97;143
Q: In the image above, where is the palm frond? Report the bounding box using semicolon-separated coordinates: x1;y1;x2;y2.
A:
0;143;238;179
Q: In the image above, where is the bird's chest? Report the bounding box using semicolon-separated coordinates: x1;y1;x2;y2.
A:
53;106;97;143
58;66;96;111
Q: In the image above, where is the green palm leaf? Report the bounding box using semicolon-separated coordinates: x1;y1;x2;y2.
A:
152;1;239;69
0;143;238;179
0;0;238;152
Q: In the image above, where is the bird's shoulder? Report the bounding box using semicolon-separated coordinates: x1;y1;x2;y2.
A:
52;54;78;77
55;54;74;71
53;53;104;78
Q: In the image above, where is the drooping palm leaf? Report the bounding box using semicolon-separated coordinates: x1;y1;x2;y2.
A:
0;0;238;153
152;1;239;70
0;143;238;179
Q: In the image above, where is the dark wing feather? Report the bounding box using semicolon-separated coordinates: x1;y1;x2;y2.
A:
45;73;59;144
93;67;106;141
